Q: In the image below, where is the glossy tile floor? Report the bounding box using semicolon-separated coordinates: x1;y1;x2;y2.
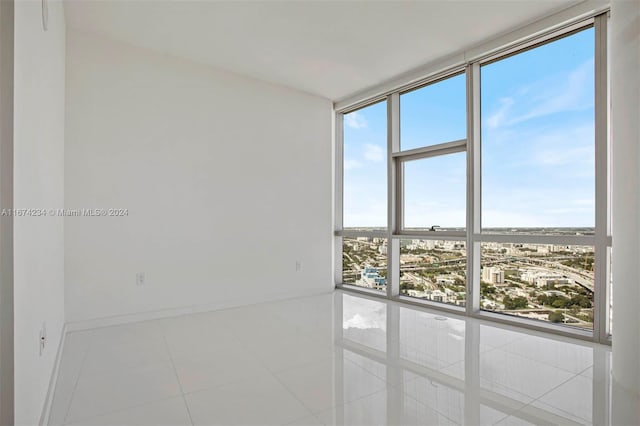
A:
49;290;615;425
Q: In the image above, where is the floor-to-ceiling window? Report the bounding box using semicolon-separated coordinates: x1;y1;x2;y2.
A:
340;101;388;293
479;27;600;332
335;13;610;343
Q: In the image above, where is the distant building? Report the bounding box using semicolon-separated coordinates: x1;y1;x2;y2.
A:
535;276;572;288
443;241;464;251
507;288;528;298
428;289;446;303
436;275;455;285
378;243;387;255
407;240;436;250
358;265;386;290
482;267;505;284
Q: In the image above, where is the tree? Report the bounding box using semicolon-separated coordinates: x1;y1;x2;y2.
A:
481;282;496;296
570;294;592;308
400;283;415;291
503;296;528;310
548;311;565;323
552;298;569;309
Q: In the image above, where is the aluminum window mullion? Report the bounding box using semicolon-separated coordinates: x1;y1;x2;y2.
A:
336;230;388;238
388;93;400;298
395;159;404;234
395;144;466;163
392;233;467;241
391;139;466;158
476;19;595;67
467;63;481;315
334;112;344;286
475;233;597;246
594;12;609;343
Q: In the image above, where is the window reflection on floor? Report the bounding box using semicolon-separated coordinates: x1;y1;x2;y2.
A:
336;291;610;425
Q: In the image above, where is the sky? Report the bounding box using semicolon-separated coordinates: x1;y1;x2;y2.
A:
343;27;595;229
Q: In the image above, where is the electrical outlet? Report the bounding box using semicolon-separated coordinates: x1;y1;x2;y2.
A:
39;322;46;356
295;260;302;272
136;272;145;286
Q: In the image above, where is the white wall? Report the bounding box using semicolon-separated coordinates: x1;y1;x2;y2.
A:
13;0;66;424
65;29;333;324
611;0;640;422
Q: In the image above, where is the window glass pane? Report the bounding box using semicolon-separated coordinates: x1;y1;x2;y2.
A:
481;28;595;234
342;237;387;292
343;101;387;229
400;239;466;307
400;73;466;151
480;242;594;330
403;152;466;231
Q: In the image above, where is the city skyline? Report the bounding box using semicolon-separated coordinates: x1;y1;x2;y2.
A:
343;236;595;330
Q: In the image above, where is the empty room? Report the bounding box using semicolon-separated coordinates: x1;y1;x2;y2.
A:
0;0;639;425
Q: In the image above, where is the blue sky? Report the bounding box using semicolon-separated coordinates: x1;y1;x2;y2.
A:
343;28;595;229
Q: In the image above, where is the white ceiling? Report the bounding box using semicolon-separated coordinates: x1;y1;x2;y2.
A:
64;0;581;101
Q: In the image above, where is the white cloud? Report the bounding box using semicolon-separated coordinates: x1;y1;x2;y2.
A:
486;97;514;129
484;59;594;130
363;144;384;162
344;159;363;170
344;111;368;129
526;123;595;168
343;314;382;330
510;59;594;125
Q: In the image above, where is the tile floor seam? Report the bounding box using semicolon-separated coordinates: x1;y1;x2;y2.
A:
494;346;595;377
336;383;462;426
489;410;513;425
61;333;93;425
527;402;591;425
576;364;594;377
508;371;591;425
480;392;532;426
383;369;467;425
284;412;326;426
62;360;184;425
232;330;334;377
161;330;196;426
280;362;395;420
59;395;186;426
472;340;595;380
178;370;274;399
270;368;325;419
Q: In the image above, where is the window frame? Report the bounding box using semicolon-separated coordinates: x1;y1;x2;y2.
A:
335;12;611;344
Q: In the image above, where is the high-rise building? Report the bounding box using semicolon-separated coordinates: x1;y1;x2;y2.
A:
482;267;505;284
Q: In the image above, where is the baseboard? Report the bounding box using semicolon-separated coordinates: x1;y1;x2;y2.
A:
39;323;67;426
65;287;332;333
